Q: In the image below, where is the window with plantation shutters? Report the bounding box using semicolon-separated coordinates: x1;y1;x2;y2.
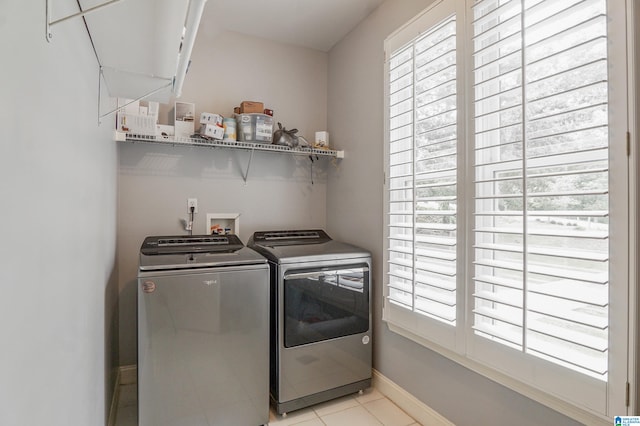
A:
471;0;610;381
384;0;631;421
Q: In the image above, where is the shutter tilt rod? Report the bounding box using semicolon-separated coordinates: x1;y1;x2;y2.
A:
46;0;124;42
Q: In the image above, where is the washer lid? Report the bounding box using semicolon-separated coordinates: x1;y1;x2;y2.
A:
140;234;245;255
138;234;267;271
248;230;370;264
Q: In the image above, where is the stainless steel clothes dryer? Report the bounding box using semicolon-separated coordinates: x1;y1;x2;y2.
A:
137;234;270;426
247;229;372;415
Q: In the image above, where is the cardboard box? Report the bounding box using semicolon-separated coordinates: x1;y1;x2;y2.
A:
240;101;264;114
200;123;224;140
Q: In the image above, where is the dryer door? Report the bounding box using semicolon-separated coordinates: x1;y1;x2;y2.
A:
283;265;369;347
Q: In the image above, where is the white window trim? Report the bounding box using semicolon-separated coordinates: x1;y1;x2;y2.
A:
382;0;638;424
625;0;640;413
386;320;612;425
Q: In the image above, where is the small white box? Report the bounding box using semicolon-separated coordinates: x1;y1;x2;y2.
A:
147;102;159;122
175;121;194;138
174;102;195;137
175;102;195;122
118;98;140;116
116;98;140;131
200;124;224;140
119;114;156;136
315;131;329;147
200;112;223;126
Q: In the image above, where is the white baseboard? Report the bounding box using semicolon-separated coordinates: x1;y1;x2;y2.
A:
107;369;121;426
373;369;454;426
107;365;137;426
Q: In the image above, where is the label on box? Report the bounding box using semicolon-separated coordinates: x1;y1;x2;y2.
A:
256;122;272;140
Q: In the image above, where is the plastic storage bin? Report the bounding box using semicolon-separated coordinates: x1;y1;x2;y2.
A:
236;113;273;143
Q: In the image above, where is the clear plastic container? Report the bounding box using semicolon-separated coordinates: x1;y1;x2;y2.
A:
236;113;273;143
222;117;237;142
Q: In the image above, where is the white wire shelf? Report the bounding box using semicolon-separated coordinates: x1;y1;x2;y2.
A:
115;131;345;159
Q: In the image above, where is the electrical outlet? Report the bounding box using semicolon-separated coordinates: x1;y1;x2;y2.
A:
187;198;198;213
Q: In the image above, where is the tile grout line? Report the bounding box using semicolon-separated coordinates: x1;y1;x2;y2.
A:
118;385;418;426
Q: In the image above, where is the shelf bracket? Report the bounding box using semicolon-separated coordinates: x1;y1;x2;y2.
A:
241;149;256;184
46;0;124;42
98;66;173;124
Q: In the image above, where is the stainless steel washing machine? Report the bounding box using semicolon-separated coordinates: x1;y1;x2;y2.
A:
137;234;270;426
247;229;372;415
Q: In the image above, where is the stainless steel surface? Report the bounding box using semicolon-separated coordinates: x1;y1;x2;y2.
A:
247;230;372;414
138;235;270;426
277;379;372;415
248;229;370;264
139;247;266;271
139;234;266;271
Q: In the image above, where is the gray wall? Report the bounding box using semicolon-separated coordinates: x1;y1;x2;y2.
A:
326;0;583;425
0;2;118;425
117;31;329;365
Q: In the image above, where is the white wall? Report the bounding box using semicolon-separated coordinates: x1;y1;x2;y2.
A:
0;2;118;425
326;0;583;425
117;31;330;365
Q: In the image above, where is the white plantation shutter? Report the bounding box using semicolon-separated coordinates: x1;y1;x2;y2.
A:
471;0;609;381
385;0;461;344
384;0;630;419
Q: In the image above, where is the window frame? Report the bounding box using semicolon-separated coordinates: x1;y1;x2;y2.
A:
382;0;636;423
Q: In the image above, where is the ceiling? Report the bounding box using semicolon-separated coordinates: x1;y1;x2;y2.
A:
200;0;384;52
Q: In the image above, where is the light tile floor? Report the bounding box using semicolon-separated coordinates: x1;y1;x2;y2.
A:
114;384;421;426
